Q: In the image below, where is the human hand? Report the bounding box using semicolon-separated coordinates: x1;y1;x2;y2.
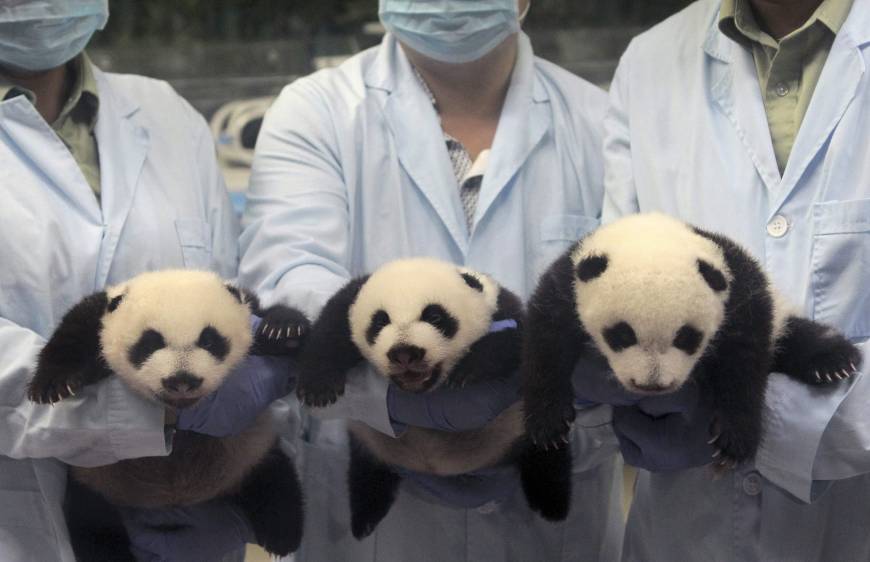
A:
571;355;641;407
175;317;292;438
387;372;519;433
612;381;716;472
120;500;253;562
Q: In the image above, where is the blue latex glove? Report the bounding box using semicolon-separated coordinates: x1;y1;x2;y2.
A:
612;381;716;472
120;500;253;562
398;465;519;509
387;371;520;433
176;317;292;438
571;355;642;408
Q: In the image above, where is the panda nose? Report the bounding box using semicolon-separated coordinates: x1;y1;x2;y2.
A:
387;345;426;367
162;371;203;393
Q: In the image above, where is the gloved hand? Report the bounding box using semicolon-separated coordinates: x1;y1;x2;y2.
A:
612;380;716;472
120;500;254;562
387;372;520;433
398;465;519;509
176;317;292;438
571;355;641;408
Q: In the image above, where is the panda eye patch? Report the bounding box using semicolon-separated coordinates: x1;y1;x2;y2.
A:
366;310;391;346
421;304;458;338
576;254;608;282
129;329;166;368
197;326;230;361
603;321;637;352
673;324;703;355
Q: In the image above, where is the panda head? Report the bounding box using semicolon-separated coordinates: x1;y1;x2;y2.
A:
348;259;500;393
99;270;254;408
571;214;731;395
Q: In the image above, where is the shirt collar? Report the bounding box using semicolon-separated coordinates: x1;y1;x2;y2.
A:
0;52;100;130
719;0;853;47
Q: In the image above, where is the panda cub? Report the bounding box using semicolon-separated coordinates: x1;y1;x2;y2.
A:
28;269;309;559
296;258;571;539
524;213;862;469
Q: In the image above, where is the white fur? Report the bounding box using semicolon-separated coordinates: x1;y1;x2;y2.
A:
100;270;252;403
348;258;499;389
571;214;731;392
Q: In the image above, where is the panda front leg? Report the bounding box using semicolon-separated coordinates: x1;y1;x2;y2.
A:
517;441;572;521
702;341;771;471
233;446;305;556
446;328;522;388
28;291;115;404
252;304;311;356
348;434;401;540
772;316;862;385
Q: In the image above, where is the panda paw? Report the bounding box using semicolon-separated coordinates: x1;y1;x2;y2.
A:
253;305;311;356
804;336;862;386
27;367;85;405
524;398;576;450
708;420;754;473
296;376;346;408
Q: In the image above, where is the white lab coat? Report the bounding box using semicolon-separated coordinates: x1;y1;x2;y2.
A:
240;33;625;562
603;0;870;559
0;67;238;561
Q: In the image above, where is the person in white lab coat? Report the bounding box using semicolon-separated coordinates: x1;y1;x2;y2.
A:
239;1;625;560
601;0;870;559
0;1;286;560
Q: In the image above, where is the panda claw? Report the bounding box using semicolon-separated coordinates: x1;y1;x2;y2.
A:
66;384;76;397
707;434;720;445
561;435;570;444
711;449;721;459
825;373;833;383
850;362;857;373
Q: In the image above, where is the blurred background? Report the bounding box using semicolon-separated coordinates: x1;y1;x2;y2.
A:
88;0;694;207
87;2;692;558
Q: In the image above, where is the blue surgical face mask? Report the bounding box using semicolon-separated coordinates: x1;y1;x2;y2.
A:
0;1;109;72
379;0;520;64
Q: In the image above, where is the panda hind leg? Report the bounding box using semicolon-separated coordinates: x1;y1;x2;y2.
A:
234;445;305;556
772;316;862;385
348;435;401;540
517;442;572;521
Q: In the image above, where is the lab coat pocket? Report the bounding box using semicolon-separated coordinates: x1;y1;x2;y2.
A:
174;218;213;269
811;198;870;340
536;214;600;276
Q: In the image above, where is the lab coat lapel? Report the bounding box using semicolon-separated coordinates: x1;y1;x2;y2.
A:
371;36;470;253
0;96;102;224
474;34;549;233
773;5;869;215
704;23;782;193
92;68;150;287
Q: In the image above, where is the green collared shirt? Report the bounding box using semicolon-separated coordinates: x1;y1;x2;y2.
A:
0;53;102;198
719;0;853;173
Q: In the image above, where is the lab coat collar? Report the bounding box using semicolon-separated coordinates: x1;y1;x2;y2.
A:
91;67;151;287
367;33;549;250
702;1;867;212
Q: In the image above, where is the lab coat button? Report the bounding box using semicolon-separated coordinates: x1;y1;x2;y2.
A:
775;82;790;97
743;473;762;496
767;215;789;238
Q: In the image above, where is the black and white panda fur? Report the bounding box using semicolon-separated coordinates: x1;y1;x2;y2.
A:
27;269;309;559
523;213;863;470
295;258;571;539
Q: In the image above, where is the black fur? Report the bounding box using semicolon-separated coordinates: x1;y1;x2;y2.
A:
28;280;309;558
348;435;401;539
673;324;703;355
522;249;589;450
603;321;638;352
420;303;458;339
195;326;230;361
233;445;306;556
366;310;391;345
128;329;167;368
576;254;608;282
28;291;114;404
299;273;571;536
295;276;369;407
524;225;862;476
251;303;311;356
460;272;484;292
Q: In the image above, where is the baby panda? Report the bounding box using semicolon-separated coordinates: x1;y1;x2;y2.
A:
295;258;571;539
523;213;862;470
27;269;309;559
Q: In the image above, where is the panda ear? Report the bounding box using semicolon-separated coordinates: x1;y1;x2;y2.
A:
460;272;484;292
107;293;124;312
697;259;728;292
576;254;608;282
